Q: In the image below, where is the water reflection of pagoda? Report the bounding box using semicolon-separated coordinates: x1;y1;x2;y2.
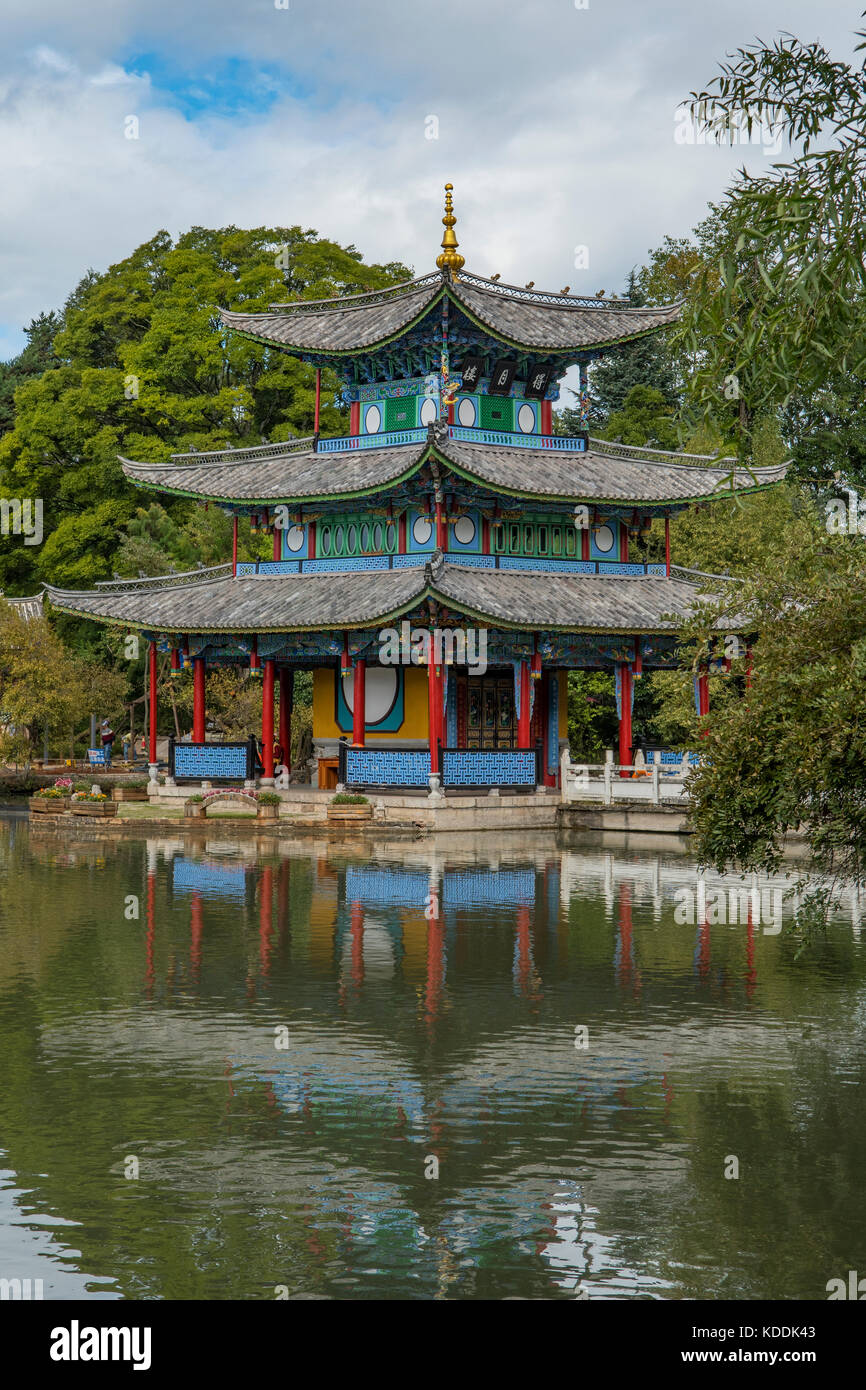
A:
45;186;786;793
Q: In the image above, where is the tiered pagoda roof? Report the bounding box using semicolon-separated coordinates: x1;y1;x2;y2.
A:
119;430;788;512
220;270;682;363
44;557;723;636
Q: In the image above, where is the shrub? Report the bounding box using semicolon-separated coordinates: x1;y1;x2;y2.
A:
331;792;369;805
257;791;281;805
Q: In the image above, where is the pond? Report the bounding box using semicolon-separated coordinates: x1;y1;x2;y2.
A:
0;812;863;1301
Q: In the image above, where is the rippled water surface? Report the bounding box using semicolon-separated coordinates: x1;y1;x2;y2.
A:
1;812;864;1300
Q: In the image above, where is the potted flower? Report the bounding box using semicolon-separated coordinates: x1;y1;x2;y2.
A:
70;791;118;817
327;792;372;823
184;793;205;819
257;791;281;820
29;783;69;813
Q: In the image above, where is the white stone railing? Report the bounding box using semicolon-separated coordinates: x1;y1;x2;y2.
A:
560;749;693;806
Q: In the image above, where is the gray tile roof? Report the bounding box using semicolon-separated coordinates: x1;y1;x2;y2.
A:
120;435;787;508
119;441;426;501
453;278;681;350
221;278;441;353
43;560;720;635
443;438;789;503
219;271;681;357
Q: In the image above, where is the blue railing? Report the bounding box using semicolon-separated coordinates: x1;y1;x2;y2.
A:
314;425;589;453
236;557;668;577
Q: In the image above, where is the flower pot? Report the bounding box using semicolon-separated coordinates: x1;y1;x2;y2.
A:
113;788;149;802
257;804;279;820
327;804;373;822
184;804;205;819
71;801;117;817
29;797;69;813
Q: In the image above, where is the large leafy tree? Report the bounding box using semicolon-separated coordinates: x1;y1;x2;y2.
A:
0;226;411;595
679;24;866;466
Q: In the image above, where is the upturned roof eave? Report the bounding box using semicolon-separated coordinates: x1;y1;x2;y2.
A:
42;565;719;637
118;442;788;511
218;278;683;361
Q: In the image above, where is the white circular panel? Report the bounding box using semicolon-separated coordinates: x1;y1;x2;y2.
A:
364;404;381;434
517;402;536;434
419;397;438;426
594;524;615;554
286;525;304;553
341;666;399;723
412;516;433;546
453;515;476;546
457;397;476;427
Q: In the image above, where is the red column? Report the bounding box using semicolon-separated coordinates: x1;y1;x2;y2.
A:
428;642;440;774
349;402;360;436
148;640;158;766
435;498;447;551
618;663;632;770
279;668;293;769
581;526;590;562
698;669;710;719
518;660;531;749
262;659;275;779
398;510;407;554
352;660;366;748
273;523;281;562
193;656;206;743
232;515;238;577
664;513;671;577
540;400;552;435
314;368;321;434
482;516;490;554
620;522;629;562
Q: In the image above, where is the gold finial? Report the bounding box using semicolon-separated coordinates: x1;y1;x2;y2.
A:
436;182;465;279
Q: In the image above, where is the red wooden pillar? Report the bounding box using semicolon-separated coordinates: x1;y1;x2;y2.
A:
428;643;440;774
698;668;710;720
314;368;321;434
518;660;531;749
148;640;158;767
620;521;629;562
581;525;590;562
540;399;552;435
262;659;275;780
272;522;281;561
618;663;632;770
193;656;206;743
279;668;293;769
664;513;671;577
435;497;447;551
349;402;360;436
232;515;238;577
352;659;366;748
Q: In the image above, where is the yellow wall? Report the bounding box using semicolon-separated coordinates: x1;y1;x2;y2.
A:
313;665;428;741
314;666;568;742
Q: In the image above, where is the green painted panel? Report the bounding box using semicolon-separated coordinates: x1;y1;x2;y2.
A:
479;395;514;432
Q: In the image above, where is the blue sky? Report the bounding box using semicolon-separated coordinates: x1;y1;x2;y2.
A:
0;0;858;363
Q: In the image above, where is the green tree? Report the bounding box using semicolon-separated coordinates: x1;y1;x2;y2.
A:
0;226;411;599
679;25;866;460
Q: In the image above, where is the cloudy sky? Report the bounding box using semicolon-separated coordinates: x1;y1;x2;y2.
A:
0;0;858;361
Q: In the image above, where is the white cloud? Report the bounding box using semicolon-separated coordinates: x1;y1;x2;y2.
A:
0;0;859;356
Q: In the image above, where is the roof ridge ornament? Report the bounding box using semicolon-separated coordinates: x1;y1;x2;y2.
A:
435;183;465;281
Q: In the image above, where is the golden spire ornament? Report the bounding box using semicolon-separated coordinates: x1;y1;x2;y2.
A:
436;183;465;280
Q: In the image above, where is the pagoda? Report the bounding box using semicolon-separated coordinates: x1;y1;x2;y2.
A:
46;185;787;794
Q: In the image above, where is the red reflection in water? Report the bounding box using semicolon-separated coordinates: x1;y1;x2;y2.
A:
190;890;203;979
